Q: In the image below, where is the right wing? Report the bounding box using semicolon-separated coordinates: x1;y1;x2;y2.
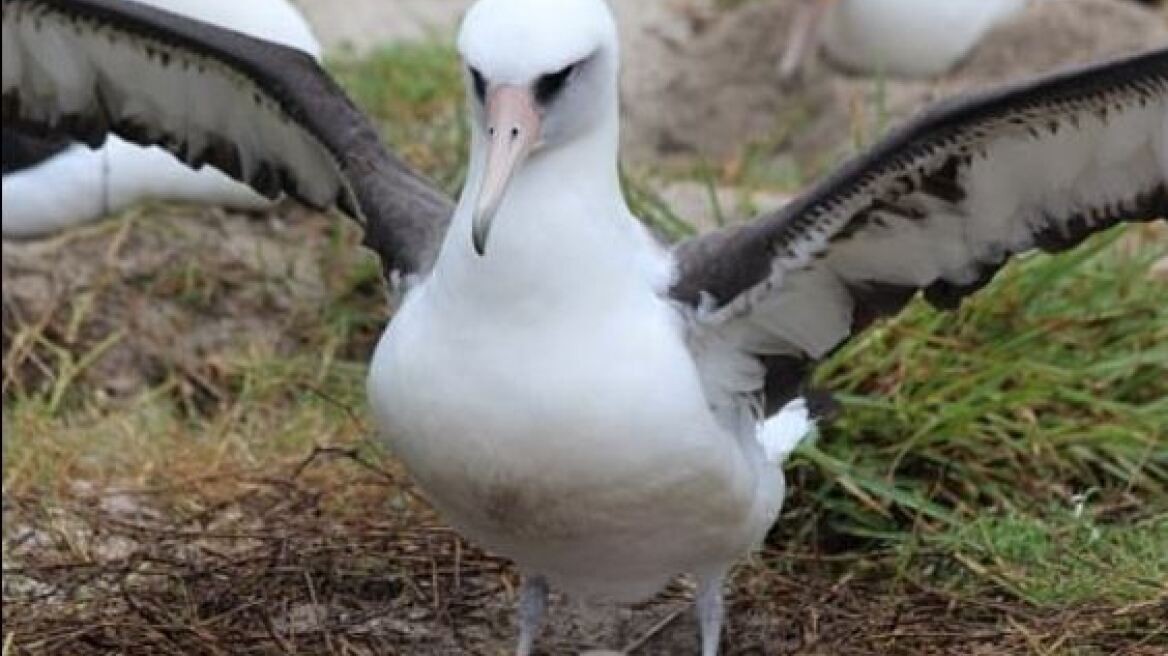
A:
672;48;1166;416
2;0;454;281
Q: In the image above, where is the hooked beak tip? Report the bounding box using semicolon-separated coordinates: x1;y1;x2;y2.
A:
471;205;495;256
471;224;488;256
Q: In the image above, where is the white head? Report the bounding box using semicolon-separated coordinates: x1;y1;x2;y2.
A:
457;0;620;255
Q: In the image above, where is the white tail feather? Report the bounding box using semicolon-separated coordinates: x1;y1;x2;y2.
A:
757;397;814;464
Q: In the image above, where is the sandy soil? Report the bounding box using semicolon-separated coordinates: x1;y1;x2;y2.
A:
617;0;1167;167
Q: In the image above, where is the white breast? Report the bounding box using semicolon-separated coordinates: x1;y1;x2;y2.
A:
367;280;783;601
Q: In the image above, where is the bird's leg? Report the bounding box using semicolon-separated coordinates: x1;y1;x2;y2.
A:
778;0;836;83
695;571;727;656
516;574;549;656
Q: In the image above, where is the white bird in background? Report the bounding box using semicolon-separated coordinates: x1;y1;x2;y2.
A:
0;0;320;238
3;0;1165;653
779;0;1027;81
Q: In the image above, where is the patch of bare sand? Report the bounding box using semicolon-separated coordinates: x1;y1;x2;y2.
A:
620;0;1168;173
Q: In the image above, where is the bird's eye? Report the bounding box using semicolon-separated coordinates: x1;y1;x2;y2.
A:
469;66;487;102
534;63;576;105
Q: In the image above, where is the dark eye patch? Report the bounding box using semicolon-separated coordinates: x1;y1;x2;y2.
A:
469;66;487;102
534;63;575;105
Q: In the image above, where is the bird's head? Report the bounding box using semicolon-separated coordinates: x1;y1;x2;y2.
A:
457;0;619;255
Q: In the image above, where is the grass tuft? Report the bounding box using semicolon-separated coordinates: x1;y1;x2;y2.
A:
943;509;1168;606
328;42;468;194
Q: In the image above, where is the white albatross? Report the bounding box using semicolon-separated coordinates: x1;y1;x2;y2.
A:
3;0;1166;653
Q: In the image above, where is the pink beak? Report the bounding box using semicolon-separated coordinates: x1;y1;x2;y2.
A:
472;85;542;256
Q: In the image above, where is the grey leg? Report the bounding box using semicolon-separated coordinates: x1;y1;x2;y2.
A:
778;0;835;83
695;572;726;656
516;574;549;656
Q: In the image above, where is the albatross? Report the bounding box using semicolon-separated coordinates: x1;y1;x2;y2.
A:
3;0;1166;653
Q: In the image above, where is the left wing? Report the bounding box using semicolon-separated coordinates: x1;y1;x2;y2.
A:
672;48;1167;415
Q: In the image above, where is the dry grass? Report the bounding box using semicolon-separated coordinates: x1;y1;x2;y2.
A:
6;448;1166;655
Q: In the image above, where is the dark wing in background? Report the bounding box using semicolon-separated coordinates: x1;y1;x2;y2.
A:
672;48;1167;415
1;0;454;281
1;126;70;174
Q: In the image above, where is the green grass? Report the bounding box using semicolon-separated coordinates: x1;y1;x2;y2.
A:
806;231;1167;519
789;230;1167;605
328;42;468;194
942;509;1168;606
4;40;1167;618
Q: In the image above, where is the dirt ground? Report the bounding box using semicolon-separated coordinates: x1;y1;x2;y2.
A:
2;205;350;400
4;1;1168;654
622;0;1168;226
6;446;1166;655
617;0;1167;168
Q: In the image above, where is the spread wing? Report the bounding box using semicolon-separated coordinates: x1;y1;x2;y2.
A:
672;48;1167;416
1;0;454;281
1;125;69;174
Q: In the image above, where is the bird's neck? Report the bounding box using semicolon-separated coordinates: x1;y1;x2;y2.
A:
426;118;668;320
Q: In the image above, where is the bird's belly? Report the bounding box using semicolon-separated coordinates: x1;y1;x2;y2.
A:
367;290;776;600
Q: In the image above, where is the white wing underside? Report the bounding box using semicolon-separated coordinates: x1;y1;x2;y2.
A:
723;97;1165;361
1;0;324;238
1;0;345;209
679;64;1167;417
